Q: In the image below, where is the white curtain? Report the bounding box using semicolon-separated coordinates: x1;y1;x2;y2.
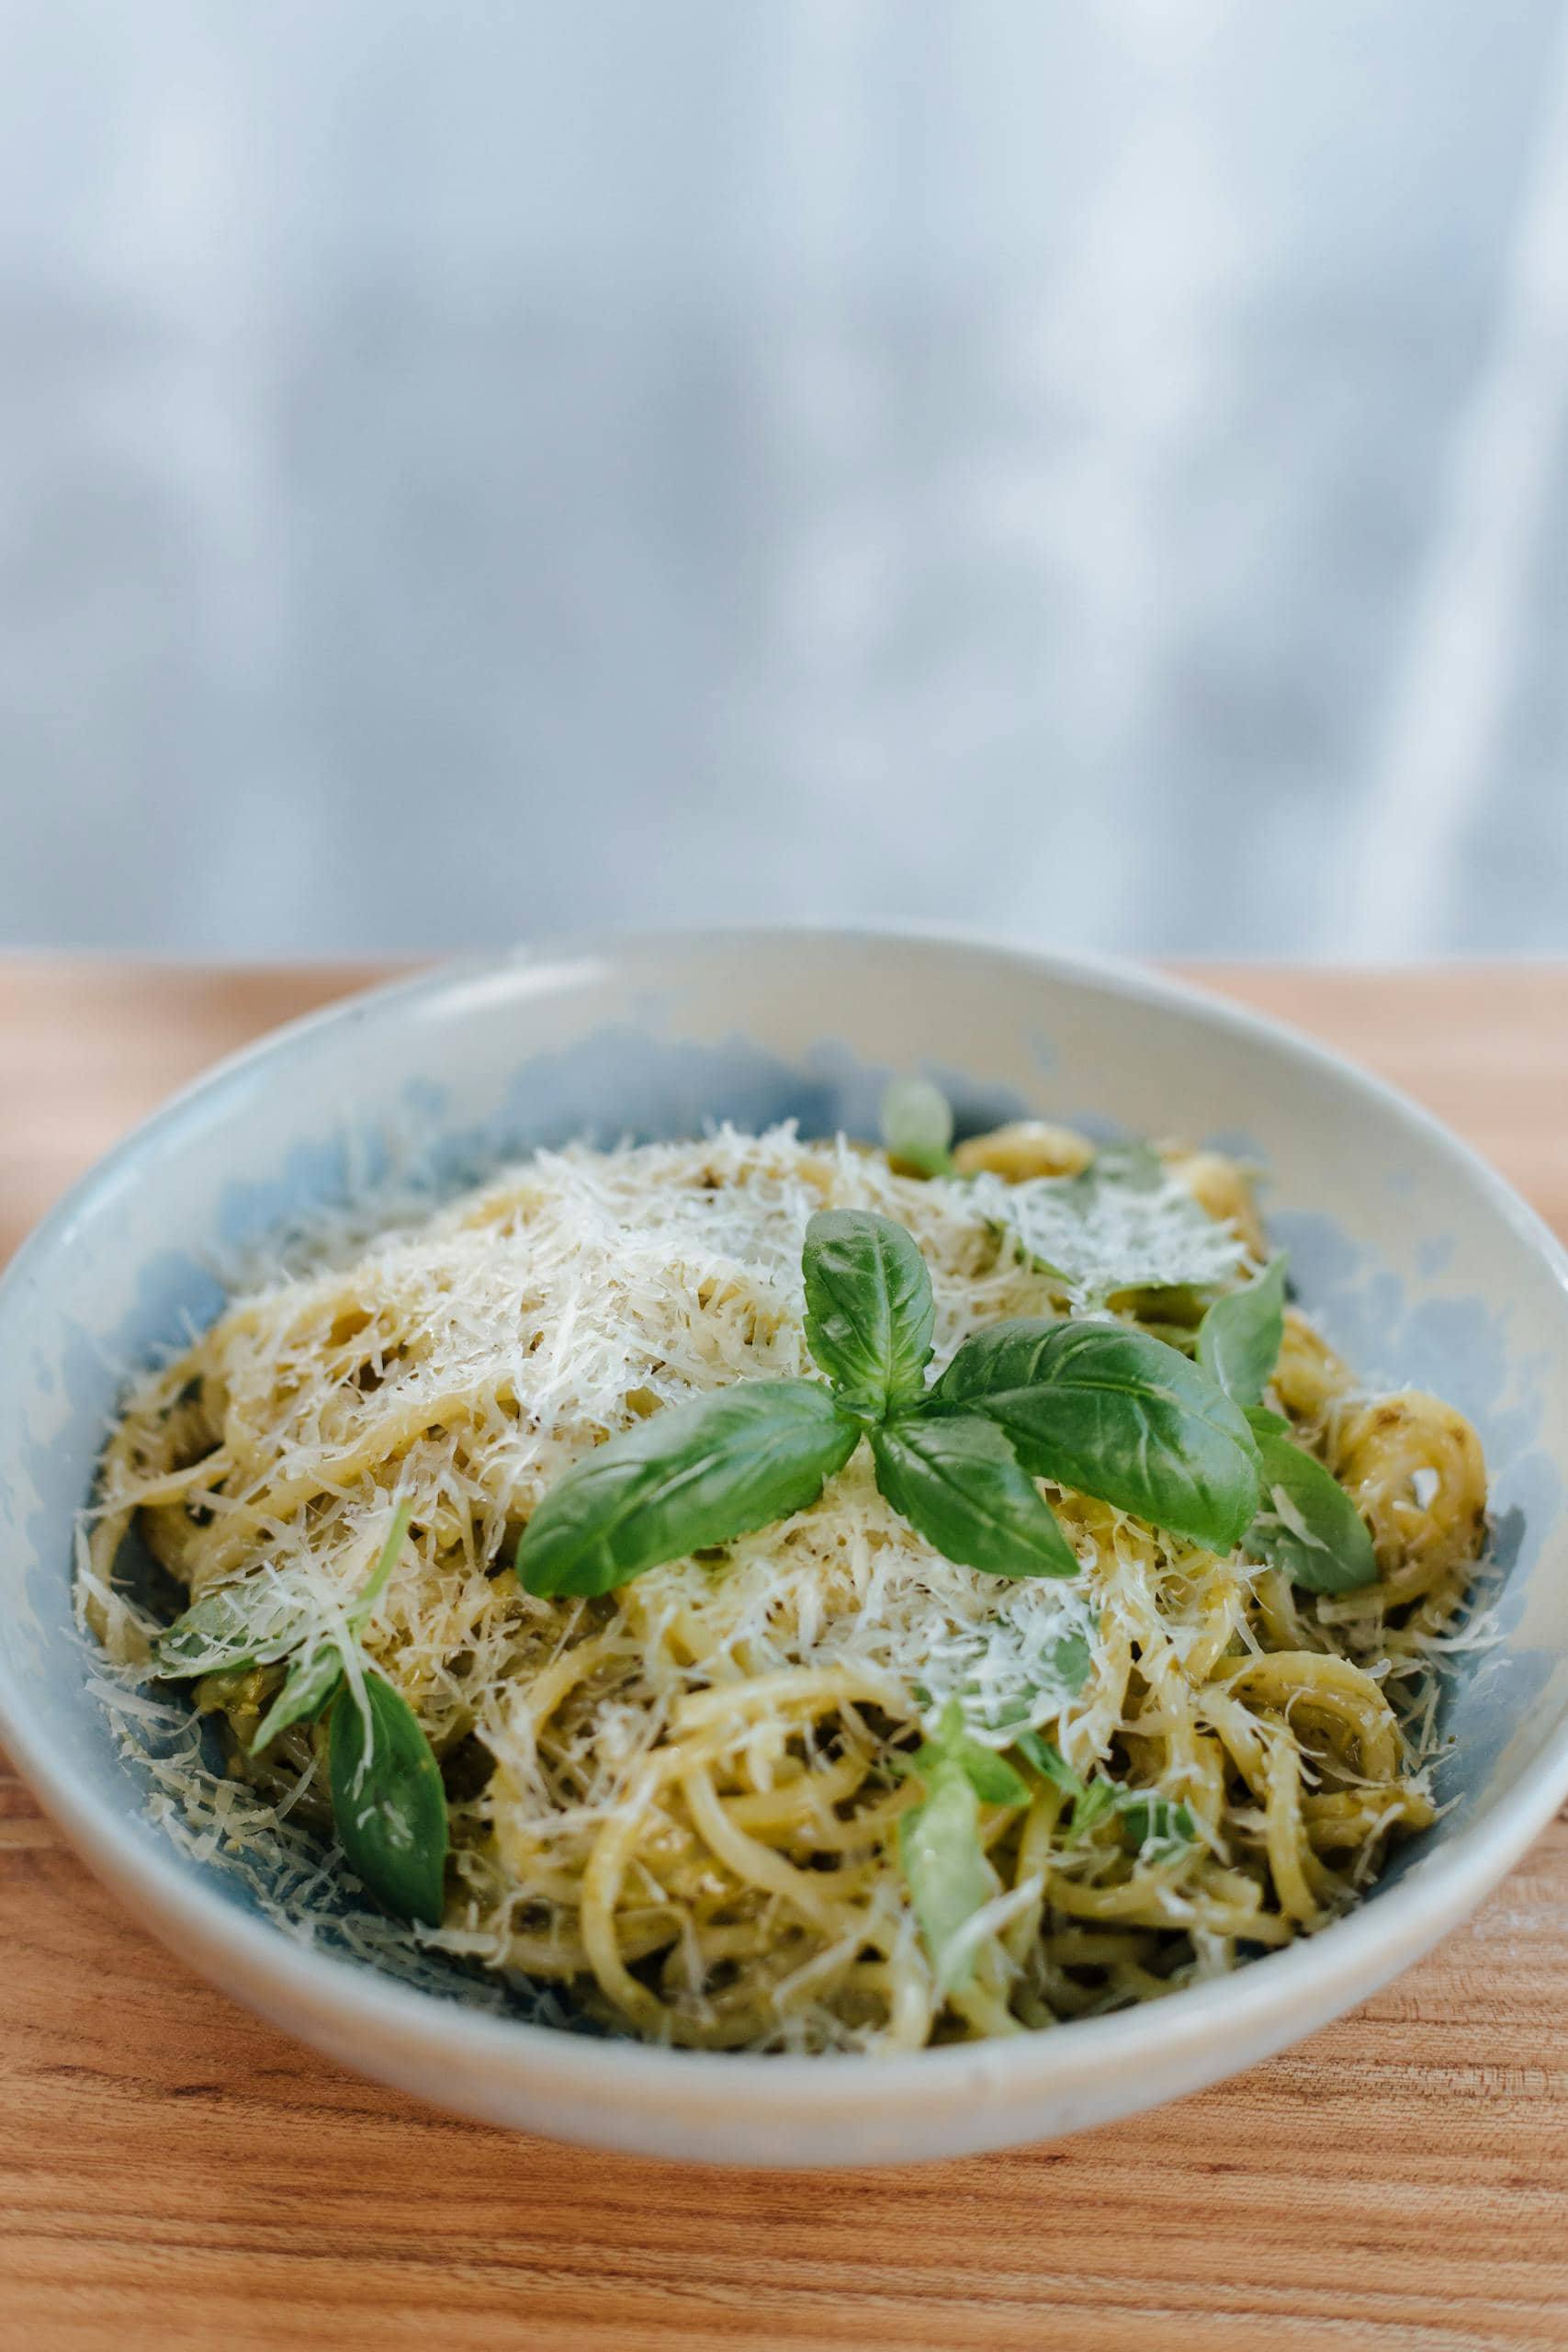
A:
1;0;1565;955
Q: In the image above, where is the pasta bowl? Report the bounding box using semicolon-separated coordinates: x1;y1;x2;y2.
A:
1;927;1565;2165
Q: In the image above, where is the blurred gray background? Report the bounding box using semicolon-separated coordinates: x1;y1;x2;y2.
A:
2;0;1566;961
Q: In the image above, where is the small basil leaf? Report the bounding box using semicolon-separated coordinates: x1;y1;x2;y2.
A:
1047;1628;1094;1695
986;1637;1095;1711
329;1673;449;1926
517;1379;860;1598
880;1077;954;1178
897;1759;993;1995
250;1642;346;1756
915;1702;1030;1806
1014;1737;1185;1852
1065;1779;1120;1844
871;1412;1080;1580
1247;1431;1378;1594
802;1208;936;1419
348;1499;413;1631
1013;1729;1084;1797
1116;1792;1196;1855
958;1745;1031;1806
1196;1254;1288;1408
1246;1404;1291;1439
933;1318;1261;1555
152;1580;311;1679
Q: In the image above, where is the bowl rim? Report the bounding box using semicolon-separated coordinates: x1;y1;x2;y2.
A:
5;921;1568;2141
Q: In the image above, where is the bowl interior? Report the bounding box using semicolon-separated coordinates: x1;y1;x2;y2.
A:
3;931;1566;2029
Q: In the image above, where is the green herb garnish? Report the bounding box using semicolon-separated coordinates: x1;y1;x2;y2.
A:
518;1207;1267;1598
1194;1269;1377;1592
1247;1429;1378;1593
517;1381;860;1600
248;1498;414;1757
879;1076;955;1177
931;1317;1262;1555
154;1502;451;1923
248;1640;347;1756
152;1579;313;1679
897;1702;1028;1993
1195;1252;1289;1408
329;1668;449;1928
870;1411;1080;1578
802;1204;935;1420
1013;1731;1197;1857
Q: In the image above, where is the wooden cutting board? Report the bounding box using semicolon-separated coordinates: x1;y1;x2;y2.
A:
4;957;1566;2352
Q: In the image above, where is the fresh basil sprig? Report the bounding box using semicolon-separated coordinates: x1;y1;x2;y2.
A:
1113;1792;1199;1859
250;1641;348;1755
897;1702;1028;1993
931;1317;1261;1555
247;1500;412;1756
518;1207;1086;1597
153;1503;452;1924
517;1204;1277;1599
1193;1273;1377;1593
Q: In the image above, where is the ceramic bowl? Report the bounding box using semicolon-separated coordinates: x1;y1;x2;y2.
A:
2;930;1564;2165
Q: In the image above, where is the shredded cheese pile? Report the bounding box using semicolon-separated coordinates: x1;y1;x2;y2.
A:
82;1122;1490;2051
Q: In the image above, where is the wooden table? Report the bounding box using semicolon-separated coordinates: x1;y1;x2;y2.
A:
4;958;1566;2352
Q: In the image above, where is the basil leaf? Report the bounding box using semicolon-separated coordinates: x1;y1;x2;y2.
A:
1196;1254;1288;1408
1246;1404;1291;1439
897;1759;993;1994
880;1077;954;1177
871;1412;1080;1580
914;1700;1030;1805
1047;1628;1094;1694
1013;1729;1084;1797
1116;1792;1196;1856
250;1642;345;1756
897;1702;1028;1990
1247;1431;1378;1593
329;1672;448;1926
1011;1731;1192;1855
1065;1779;1119;1843
152;1579;312;1679
517;1379;860;1598
802;1208;936;1419
958;1745;1031;1806
932;1317;1261;1555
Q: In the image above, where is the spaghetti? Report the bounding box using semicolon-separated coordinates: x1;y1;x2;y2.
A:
82;1120;1488;2051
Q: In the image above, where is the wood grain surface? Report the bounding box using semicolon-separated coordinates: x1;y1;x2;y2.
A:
3;956;1566;2352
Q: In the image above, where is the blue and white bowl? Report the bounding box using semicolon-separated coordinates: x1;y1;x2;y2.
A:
2;930;1564;2164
